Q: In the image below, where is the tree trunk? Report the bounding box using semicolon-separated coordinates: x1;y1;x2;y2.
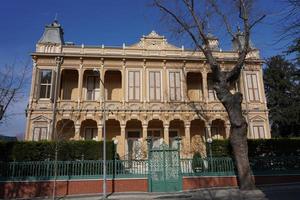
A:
215;83;255;190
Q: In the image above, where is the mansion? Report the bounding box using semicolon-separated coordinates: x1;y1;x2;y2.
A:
25;21;270;158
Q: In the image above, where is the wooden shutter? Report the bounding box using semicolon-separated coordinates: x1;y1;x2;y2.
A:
252;74;260;101
149;72;155;100
155;72;161;100
175;72;181;100
33;128;40;141
128;71;135;100
247;74;254;101
169;72;175;100
134;71;140;100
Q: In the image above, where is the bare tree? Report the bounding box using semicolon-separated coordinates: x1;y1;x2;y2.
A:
153;0;265;189
0;62;29;121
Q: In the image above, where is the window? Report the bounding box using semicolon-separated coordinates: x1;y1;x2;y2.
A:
149;71;161;101
128;71;140;101
208;78;217;101
33;127;48;141
169;72;181;101
246;74;260;101
252;125;265;139
39;70;52;99
84;127;97;140
86;75;100;100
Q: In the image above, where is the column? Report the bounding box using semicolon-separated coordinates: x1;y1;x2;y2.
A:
29;58;37;106
119;125;126;158
77;66;83;107
74;124;81;140
122;59;126;104
206;124;212;139
143;59;147;104
164;123;169;145
97;124;103;141
185;123;191;152
142;124;148;139
100;59;105;104
163;60;167;103
202;70;208;103
225;123;231;139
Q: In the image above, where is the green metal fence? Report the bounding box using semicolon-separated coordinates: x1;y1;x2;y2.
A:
181;157;235;176
0;160;148;180
0;156;299;181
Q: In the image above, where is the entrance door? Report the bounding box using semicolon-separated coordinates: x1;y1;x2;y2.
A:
148;143;182;192
127;131;142;160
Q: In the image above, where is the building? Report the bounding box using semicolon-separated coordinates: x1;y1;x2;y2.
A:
25;21;270;159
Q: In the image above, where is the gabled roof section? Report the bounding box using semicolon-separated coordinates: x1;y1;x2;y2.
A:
38;20;64;45
129;31;180;50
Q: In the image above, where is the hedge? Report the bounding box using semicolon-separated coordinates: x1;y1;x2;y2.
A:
0;140;115;161
210;138;300;157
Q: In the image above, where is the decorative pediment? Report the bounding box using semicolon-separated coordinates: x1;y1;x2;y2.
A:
31;115;51;122
130;31;180;50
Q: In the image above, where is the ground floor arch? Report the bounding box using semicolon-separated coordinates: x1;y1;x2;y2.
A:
56;119;75;140
80;119;98;140
211;119;226;139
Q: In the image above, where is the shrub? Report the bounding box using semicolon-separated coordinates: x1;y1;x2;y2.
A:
209;138;300;158
0;140;115;161
192;152;202;172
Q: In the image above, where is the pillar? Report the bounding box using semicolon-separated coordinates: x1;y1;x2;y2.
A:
164;123;169;145
142;124;147;139
202;70;208;103
119;125;126;158
100;59;105;104
74;124;81;140
206;124;212;139
29;58;37;106
163;60;167;103
184;123;191;152
122;59;126;104
97;124;103;141
77;65;83;107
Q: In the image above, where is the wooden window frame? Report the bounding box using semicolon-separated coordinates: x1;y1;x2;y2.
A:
246;73;260;102
39;69;53;99
169;71;181;101
149;71;161;101
32;127;48;141
128;71;140;101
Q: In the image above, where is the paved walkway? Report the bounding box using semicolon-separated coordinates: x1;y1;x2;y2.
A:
39;183;300;200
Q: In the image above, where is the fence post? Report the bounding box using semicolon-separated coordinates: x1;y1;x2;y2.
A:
81;154;84;176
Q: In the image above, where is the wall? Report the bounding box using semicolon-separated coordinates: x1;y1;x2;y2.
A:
1;175;300;199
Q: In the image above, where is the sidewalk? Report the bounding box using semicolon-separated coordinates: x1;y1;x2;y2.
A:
58;188;267;200
37;183;300;200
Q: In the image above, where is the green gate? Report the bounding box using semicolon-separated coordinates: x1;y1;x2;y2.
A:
147;140;182;192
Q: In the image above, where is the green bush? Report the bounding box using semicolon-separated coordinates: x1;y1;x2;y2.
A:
0;140;115;161
192;152;203;172
210;138;300;158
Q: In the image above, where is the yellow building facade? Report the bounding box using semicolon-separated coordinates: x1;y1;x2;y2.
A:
25;21;271;158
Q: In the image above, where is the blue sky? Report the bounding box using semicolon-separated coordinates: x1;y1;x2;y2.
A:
0;0;290;138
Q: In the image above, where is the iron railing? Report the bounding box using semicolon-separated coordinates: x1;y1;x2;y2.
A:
0;156;299;181
0;160;148;180
181;157;235;176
